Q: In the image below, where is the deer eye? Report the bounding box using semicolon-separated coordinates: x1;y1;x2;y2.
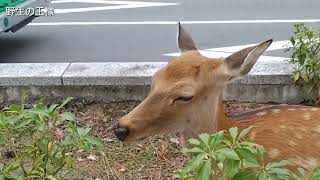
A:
175;96;194;102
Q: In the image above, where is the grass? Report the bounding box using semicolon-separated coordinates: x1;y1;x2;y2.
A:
67;101;186;179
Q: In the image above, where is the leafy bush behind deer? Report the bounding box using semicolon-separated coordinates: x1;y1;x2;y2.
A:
286;23;320;104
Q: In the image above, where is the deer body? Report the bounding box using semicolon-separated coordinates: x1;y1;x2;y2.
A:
215;99;320;171
114;23;320;171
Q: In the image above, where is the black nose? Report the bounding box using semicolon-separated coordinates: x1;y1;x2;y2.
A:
113;123;130;141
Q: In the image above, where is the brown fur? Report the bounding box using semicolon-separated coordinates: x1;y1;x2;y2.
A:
117;54;320;172
225;104;320;170
115;25;320;172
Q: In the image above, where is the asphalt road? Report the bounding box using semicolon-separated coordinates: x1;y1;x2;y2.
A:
0;0;320;63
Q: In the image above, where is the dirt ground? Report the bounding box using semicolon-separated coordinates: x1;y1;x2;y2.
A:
59;100;272;180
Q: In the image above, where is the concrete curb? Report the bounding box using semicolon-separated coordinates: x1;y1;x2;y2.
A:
0;61;311;104
63;62;166;85
0;63;69;86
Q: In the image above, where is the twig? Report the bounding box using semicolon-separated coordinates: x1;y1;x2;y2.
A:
19;161;27;176
313;43;320;54
53;162;66;175
102;151;121;180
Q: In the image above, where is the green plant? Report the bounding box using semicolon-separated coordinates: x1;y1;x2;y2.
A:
286;23;320;103
176;127;319;180
0;97;103;179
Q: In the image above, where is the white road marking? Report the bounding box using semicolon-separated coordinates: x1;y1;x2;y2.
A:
164;40;292;62
165;51;289;62
204;40;291;52
51;0;178;14
29;19;320;25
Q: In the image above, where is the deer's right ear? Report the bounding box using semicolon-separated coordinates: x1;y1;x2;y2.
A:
177;22;198;53
222;39;272;82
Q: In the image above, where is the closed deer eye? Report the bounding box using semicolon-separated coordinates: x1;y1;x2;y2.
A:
175;96;194;102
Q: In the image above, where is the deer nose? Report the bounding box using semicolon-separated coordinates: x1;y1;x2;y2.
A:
113;122;130;141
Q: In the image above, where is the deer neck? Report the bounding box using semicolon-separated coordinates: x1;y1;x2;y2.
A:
179;93;234;147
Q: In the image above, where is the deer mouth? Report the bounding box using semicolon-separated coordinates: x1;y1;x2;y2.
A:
113;122;130;142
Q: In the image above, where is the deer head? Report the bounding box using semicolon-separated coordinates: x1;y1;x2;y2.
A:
114;22;272;146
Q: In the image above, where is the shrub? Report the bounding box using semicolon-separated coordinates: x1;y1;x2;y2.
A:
0;97;103;179
286;23;320;104
176;127;320;180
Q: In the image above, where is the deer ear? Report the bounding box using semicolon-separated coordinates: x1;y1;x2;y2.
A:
223;39;272;81
177;22;198;52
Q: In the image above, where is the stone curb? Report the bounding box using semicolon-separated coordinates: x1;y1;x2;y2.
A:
0;63;70;86
0;60;308;104
0;61;293;86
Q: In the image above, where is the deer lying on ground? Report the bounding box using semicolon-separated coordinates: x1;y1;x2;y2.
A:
114;23;320;171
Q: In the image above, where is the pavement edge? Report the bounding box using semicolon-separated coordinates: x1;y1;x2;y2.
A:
0;61;314;104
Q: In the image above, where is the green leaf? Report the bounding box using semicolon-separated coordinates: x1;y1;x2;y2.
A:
257;145;265;163
311;167;320;180
46;175;59;180
182;154;205;174
293;72;300;82
61;112;76;122
266;160;292;169
0;136;6;145
0;116;9;129
197;159;212;180
301;73;309;82
34;118;46;131
62;136;73;146
77;128;91;137
4;162;20;173
34;98;45;109
48;104;59;113
53;157;64;168
188;138;201;146
27;109;50;117
238;148;259;167
65;156;74;170
181;147;204;154
232;172;257;180
259;172;268;180
229;127;238;143
268;173;280;180
198;133;209;145
33;154;46;167
58;97;74;109
298;53;306;62
221;148;239;160
37;141;48;154
0;175;20;180
238;126;254;140
85;137;103;146
9;104;21;112
224;159;240;179
297;167;306;177
268;168;292;177
14;119;32;129
209;131;224;147
46;163;54;175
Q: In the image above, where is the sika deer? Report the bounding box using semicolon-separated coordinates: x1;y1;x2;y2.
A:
114;23;320;171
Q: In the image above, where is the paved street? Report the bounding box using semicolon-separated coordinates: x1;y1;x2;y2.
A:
0;0;320;63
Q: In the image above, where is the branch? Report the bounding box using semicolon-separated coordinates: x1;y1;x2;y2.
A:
53;162;66;176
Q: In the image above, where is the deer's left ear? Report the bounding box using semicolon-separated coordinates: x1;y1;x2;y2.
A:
222;39;272;82
177;22;198;53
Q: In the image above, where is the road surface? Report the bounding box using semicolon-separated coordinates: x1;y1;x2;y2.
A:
0;0;319;63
